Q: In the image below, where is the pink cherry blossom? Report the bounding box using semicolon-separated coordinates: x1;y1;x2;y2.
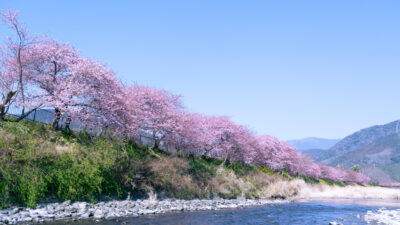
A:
0;9;39;120
124;85;184;148
0;9;371;184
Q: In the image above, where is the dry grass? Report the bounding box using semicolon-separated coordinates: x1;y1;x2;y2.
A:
208;166;284;199
149;156;206;199
297;181;400;199
264;179;305;199
209;167;252;198
7;119;399;208
149;156;284;199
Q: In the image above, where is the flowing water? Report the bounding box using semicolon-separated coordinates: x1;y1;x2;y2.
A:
44;199;400;225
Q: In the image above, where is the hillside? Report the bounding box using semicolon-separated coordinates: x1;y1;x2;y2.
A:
318;120;400;182
325;133;400;183
0;119;346;209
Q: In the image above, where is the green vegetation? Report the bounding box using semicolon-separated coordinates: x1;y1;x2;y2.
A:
0;120;344;209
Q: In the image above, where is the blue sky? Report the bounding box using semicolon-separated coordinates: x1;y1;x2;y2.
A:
1;1;400;140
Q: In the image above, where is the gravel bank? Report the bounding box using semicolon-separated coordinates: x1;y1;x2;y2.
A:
0;198;288;224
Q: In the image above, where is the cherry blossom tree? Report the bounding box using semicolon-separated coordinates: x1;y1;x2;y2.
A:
1;9;126;131
298;155;322;178
164;112;204;153
22;40;126;130
124;85;183;148
0;9;39;120
247;135;301;175
55;56;126;131
220;123;253;163
26;41;79;128
192;115;253;162
319;165;342;182
350;171;370;183
0;9;372;184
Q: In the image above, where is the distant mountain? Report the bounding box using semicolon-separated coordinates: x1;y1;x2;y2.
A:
301;148;328;159
318;120;400;163
317;120;400;183
287;137;341;152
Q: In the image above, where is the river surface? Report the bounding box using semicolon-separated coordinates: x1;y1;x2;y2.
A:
45;199;400;225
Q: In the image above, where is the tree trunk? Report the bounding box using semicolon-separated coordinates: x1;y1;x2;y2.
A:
0;106;5;121
153;133;159;149
15;107;39;122
52;108;61;130
153;140;159;149
17;47;25;114
64;115;72;131
0;90;17;121
203;148;212;157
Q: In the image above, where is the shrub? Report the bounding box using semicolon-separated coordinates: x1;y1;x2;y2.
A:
10;166;48;208
49;152;103;202
111;152;153;198
149;157;206;199
189;157;218;187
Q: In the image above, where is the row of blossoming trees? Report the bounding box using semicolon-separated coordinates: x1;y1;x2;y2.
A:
0;10;370;184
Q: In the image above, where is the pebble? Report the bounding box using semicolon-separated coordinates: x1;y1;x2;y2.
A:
0;198;288;224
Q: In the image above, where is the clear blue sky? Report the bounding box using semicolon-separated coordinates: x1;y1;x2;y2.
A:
1;1;400;140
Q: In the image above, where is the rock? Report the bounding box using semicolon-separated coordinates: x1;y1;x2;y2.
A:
79;212;90;219
0;198;289;224
60;200;71;207
72;202;87;210
105;212;115;219
37;209;50;218
8;208;19;215
93;209;104;219
54;205;63;212
61;211;72;217
329;222;343;225
1;216;10;224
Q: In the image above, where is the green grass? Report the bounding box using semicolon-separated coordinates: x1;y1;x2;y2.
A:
280;171;294;180
0;120;348;208
0;120;125;207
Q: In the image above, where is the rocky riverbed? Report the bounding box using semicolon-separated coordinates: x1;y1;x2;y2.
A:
0;198;288;224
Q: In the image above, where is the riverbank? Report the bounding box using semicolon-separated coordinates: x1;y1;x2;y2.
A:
2;181;400;224
0;119;384;225
0;198;289;224
281;179;400;200
0;120;353;209
57;199;398;225
2;193;400;225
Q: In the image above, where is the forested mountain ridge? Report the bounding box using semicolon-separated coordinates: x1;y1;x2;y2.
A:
317;120;400;182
